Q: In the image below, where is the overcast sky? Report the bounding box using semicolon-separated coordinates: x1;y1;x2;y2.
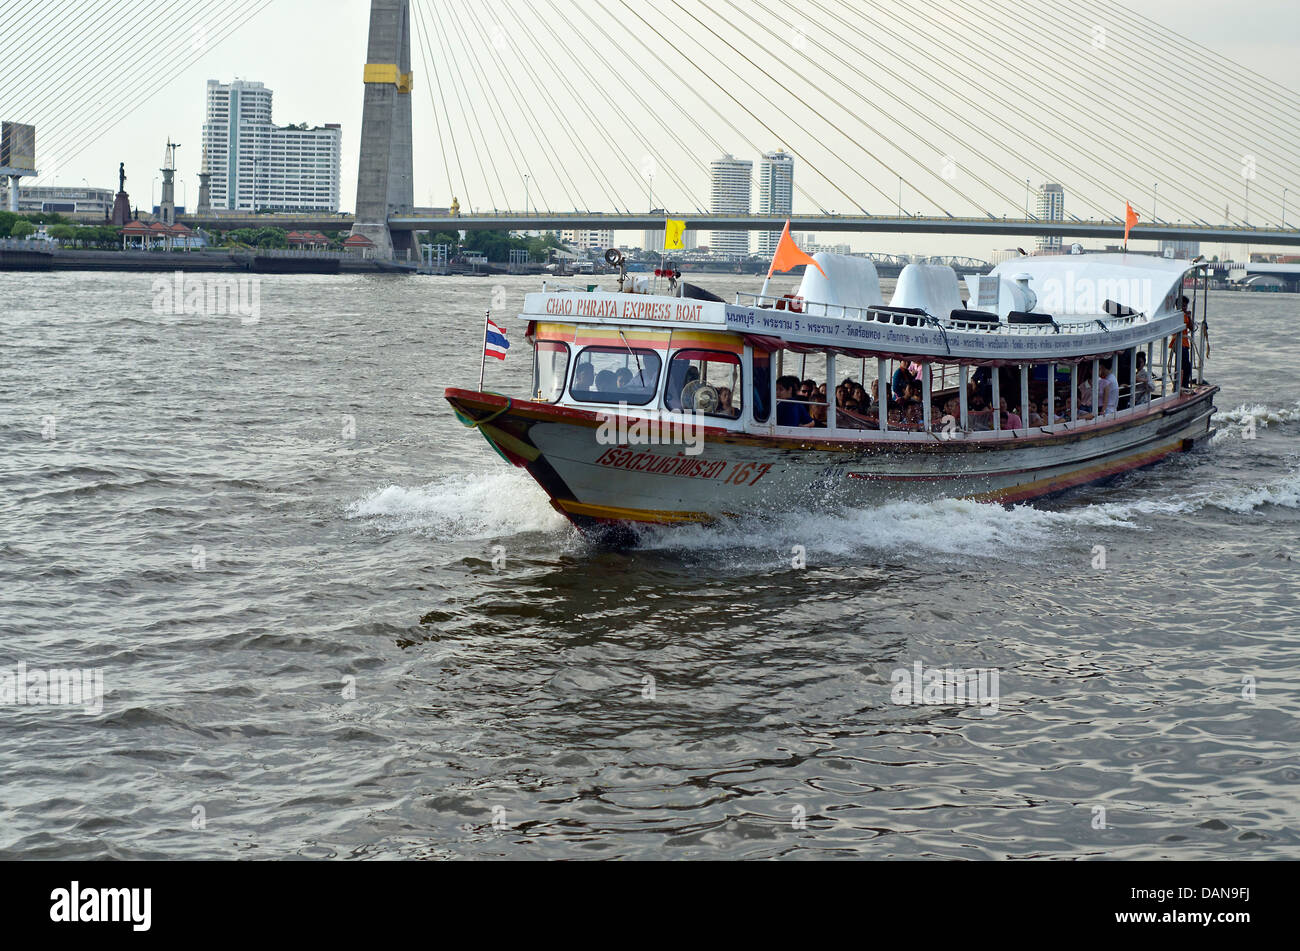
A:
3;0;1297;258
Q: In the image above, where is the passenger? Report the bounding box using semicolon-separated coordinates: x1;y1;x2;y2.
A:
573;363;595;394
817;382;828;403
1077;376;1094;416
808;401;828;428
892;364;915;402
1176;296;1195;388
999;397;1024;430
942;397;960;427
1135;352;1154;404
595;369;618;393
1096;362;1119;417
716;387;740;419
614;367;634;389
776;376;815;427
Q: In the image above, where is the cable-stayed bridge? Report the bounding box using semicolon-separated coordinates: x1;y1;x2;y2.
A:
4;0;1299;259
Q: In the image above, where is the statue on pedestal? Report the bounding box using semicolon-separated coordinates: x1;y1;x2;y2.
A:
111;162;131;227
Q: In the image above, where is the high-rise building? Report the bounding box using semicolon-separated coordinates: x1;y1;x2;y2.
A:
757;150;794;256
562;229;615;252
1035;183;1065;253
710;154;753;258
201;79;342;212
642;226;698;252
1159;239;1201;260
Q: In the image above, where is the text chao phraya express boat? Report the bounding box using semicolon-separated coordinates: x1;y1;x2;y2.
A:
446;249;1217;541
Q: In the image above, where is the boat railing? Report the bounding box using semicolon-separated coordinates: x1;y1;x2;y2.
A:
734;291;1147;335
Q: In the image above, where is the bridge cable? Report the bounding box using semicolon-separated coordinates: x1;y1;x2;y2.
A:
525;3;709;213
733;0;1014;217
36;1;274;177
814;0;1167;220
437;0;537;211
899;0;1278;222
486;2;636;213
0;0;120;114
459;2;584;211
12;0;195;163
420;0;504;211
546;0;713;213
1089;0;1300;111
407;3;455;211
585;0;832;216
665;0;921;213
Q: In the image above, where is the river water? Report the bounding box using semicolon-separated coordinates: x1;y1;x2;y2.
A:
2;271;1298;859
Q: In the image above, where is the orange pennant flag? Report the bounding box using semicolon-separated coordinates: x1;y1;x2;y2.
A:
1124;202;1140;247
768;220;826;279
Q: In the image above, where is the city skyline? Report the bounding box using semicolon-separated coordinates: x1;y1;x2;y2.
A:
0;0;1297;260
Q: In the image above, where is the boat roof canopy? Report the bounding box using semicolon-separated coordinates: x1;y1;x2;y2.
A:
989;253;1195;319
796;252;883;312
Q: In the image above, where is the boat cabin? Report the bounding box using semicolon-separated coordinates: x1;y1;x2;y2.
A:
521;252;1207;442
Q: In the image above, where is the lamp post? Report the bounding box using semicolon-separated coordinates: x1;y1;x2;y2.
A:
152;176;159;214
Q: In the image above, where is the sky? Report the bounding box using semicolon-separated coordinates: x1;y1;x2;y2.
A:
2;0;1297;260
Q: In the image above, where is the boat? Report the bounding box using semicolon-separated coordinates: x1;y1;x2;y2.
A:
446;250;1217;543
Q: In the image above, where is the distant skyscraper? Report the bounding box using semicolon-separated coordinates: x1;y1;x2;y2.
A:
757;150;794;256
1159;239;1201;259
201;79;342;212
1036;183;1065;253
710;154;753;258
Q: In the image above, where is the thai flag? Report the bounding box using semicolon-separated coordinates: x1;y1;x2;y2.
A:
484;317;510;361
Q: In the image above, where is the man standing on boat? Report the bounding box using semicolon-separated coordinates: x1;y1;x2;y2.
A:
1176;296;1195;389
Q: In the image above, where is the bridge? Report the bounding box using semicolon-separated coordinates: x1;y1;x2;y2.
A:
174;210;1300;249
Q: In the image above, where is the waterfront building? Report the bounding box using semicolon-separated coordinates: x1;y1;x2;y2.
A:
710;154;753;258
201;79;342;212
757;150;795;256
0;184;115;217
1036;184;1065;253
561;229;615;253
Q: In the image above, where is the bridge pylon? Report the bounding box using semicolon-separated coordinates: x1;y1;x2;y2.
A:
351;0;416;260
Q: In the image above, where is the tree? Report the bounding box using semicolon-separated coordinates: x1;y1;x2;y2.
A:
9;220;36;238
48;224;77;242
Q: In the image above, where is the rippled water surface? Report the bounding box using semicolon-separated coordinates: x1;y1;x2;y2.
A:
2;272;1298;860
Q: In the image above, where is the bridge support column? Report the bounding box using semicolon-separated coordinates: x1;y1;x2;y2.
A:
351;0;415;261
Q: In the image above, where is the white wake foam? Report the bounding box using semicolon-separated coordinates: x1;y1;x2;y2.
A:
1213;402;1300;433
346;468;568;539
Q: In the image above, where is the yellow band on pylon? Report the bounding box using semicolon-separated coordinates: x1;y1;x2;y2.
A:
363;64;413;93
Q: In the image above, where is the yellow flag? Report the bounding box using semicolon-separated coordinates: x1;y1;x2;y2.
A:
664;219;687;251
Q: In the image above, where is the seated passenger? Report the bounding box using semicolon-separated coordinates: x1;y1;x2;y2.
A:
776;376;815;427
716;387;740;419
615;368;634;389
1135;352;1154;404
892;365;915;402
595;370;618;393
573;363;595;394
808;402;828;428
999;397;1024;430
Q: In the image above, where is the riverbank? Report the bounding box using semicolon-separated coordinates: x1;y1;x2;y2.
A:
0;246;417;274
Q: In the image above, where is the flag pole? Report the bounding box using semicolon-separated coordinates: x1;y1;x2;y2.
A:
478;310;490;392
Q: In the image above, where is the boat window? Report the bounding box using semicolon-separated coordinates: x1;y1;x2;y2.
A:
532;341;570;404
569;346;661;406
665;350;743;419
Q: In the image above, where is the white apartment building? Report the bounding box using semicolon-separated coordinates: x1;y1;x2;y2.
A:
201;80;342;212
562;229;615;252
757;150;794;256
1036;183;1065;253
711;154;753;258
